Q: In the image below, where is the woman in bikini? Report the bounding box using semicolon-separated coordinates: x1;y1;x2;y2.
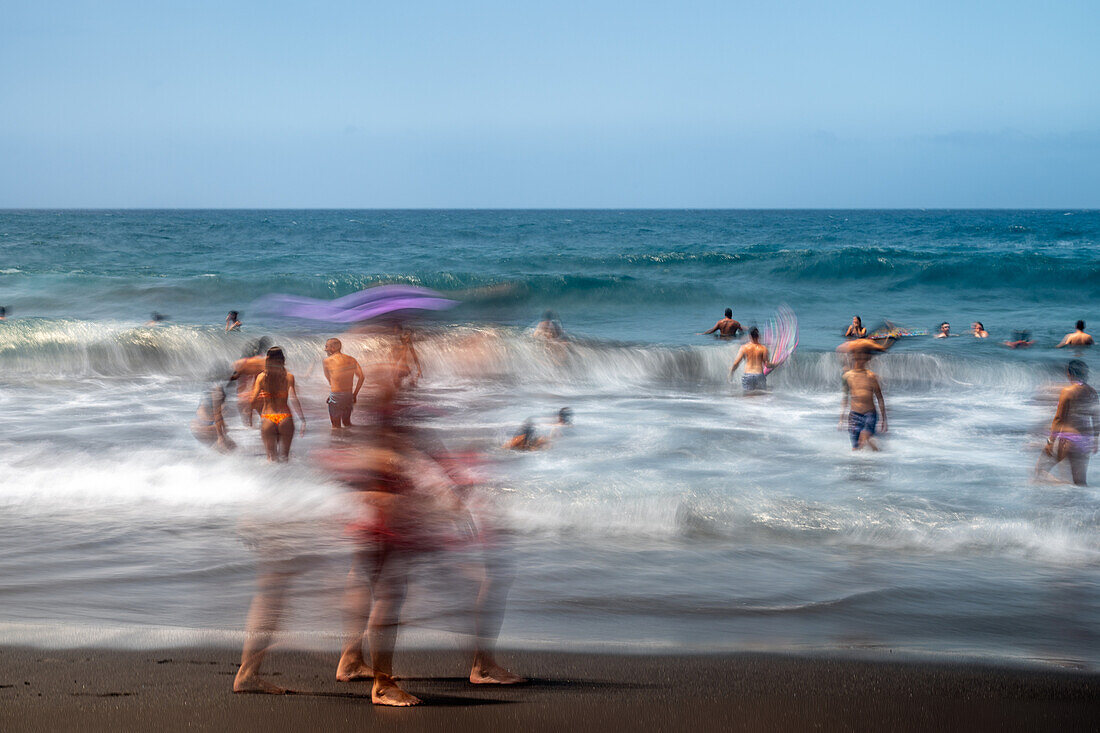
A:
844;316;867;339
250;346;306;461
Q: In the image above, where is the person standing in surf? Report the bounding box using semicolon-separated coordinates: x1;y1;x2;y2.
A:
1034;360;1099;486
323;337;364;429
839;351;888;451
1056;320;1094;349
699;308;743;339
729;327;774;392
249;346;306;461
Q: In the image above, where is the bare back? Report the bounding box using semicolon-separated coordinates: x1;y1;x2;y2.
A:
738;342;769;374
324;352;362;393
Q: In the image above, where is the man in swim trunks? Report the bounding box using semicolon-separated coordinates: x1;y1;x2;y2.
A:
729;327;774;392
839;351;887;451
699;308;743;339
1056;320;1094;348
1034;360;1099;486
324;338;365;429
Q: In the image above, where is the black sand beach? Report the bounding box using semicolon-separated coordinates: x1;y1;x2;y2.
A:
1;646;1097;732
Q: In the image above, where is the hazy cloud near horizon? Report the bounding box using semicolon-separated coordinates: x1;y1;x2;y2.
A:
3;0;1098;207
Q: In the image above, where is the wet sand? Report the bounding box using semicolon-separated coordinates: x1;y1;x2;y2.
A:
1;646;1097;732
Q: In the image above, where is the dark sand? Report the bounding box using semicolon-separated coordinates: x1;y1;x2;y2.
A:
1;646;1098;732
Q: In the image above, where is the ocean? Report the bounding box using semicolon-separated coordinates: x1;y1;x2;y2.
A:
0;209;1098;666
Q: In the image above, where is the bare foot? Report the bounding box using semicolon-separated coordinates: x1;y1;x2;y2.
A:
470;662;526;685
233;675;290;695
372;675;420;706
335;660;375;682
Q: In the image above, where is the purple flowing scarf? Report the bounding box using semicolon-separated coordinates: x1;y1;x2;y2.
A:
255;285;458;323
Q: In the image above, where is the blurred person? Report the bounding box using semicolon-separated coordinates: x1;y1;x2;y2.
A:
532;310;564;340
1034;360;1099;486
323;337;364;429
191;368;236;453
145;312;168;326
728;327;774;392
839;351;888;451
1056;320;1094;348
1004;330;1035;349
0;305;7;320
504;420;546;451
230;337;272;425
699;308;743;339
226;310;242;332
390;327;423;389
971;322;989;338
844;316;867;339
935;322;952;338
250;346;306;461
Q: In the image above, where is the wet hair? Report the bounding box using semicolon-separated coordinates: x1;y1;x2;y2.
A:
263;346;288;395
853;316;862;326
940;322;949;329
242;336;273;359
558;407;573;425
150;312;166;322
0;306;6;317
228;311;239;320
515;420;535;442
1068;360;1088;382
724;308;733;319
749;326;760;340
327;337;342;350
1077;320;1085;331
543;311;555;321
975;322;984;330
1012;329;1031;342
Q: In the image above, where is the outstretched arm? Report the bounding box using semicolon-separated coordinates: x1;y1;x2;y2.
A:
1056;335;1069;348
700;322;720;335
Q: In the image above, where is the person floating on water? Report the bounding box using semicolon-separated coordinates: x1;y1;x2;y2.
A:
844;316;867;339
226;310;242;333
935;322;952;338
323;337;364;430
1034;360;1098;486
1004;329;1034;349
699;308;743;339
729;327;774;393
532;311;564;340
839;351;888;451
191;367;236;453
971;322;988;338
249;346;306;461
1056;320;1094;348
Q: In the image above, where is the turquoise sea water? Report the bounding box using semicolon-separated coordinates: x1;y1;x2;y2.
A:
0;210;1097;665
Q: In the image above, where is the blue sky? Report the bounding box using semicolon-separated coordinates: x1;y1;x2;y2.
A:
2;0;1098;207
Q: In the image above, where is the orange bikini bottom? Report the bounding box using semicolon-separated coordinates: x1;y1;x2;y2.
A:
263;413;291;426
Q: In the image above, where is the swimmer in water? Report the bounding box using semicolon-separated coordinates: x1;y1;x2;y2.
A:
971;322;988;338
729;327;774;393
1004;330;1034;349
844;316;867;339
839;351;887;451
532;311;564;340
191;367;237;453
0;306;8;320
699;309;743;339
1034;360;1099;486
935;322;951;339
505;420;546;451
226;310;242;333
1056;320;1094;349
249;346;306;461
146;312;168;326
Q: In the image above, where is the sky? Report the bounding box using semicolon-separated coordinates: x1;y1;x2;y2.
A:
2;0;1099;208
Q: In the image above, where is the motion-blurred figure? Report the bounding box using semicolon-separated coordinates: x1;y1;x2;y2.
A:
391;327;423;389
729;327;774;392
230;338;272;425
0;305;7;320
839;351;888;451
699;308;743;339
533;310;564;340
971;322;988;338
250;346;306;461
844;316;867;339
225;310;242;333
1056;320;1094;348
505;420;546;451
323;338;364;430
191;367;236;453
1004;330;1034;349
1034;360;1099;486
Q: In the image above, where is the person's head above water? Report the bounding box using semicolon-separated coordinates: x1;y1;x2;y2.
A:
1067;359;1089;383
940;322;950;332
558;407;573;425
325;337;342;354
243;337;273;358
228;311;239;321
852;316;862;327
724;308;733;319
749;326;760;342
1077;320;1086;331
542;310;556;322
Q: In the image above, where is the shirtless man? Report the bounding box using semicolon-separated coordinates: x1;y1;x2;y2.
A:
1034;360;1099;486
729;327;774;392
700;308;743;339
229;337;272;425
323;338;365;429
935;322;951;339
1056;320;1094;348
533;311;564;340
839;351;888;451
